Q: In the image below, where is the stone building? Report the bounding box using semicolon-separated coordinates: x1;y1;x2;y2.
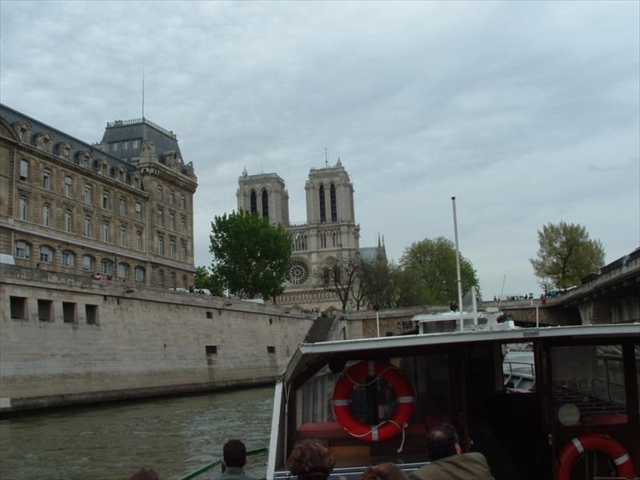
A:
237;160;384;310
0;104;197;288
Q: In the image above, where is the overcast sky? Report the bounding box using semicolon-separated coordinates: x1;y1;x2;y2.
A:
1;1;638;298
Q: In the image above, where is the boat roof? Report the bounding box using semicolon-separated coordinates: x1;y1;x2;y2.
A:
281;323;640;385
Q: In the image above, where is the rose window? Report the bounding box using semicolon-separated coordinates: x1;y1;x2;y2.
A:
289;260;309;285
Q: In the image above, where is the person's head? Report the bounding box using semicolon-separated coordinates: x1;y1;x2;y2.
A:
287;441;335;480
223;439;247;468
425;423;461;461
128;468;162;480
361;463;408;480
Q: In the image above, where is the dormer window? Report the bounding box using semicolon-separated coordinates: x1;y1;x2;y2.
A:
35;133;53;152
12;121;30;142
78;151;91;168
58;142;73;159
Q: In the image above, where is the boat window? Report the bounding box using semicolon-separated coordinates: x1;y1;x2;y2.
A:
551;345;628;426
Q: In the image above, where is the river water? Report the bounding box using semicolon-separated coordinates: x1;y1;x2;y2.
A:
0;387;274;480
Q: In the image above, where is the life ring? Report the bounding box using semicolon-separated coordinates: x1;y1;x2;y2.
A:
332;360;415;443
557;433;636;480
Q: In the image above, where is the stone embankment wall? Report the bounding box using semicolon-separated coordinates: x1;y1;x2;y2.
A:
0;266;324;413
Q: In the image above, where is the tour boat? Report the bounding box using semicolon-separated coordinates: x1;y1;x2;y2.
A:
266;318;640;480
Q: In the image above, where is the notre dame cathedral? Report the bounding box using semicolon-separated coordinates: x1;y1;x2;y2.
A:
237;159;384;311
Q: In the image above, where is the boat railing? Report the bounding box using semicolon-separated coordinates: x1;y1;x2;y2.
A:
503;360;535;379
177;447;269;480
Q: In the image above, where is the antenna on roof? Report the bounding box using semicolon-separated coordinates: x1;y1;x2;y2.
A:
325;148;328;167
142;68;145;119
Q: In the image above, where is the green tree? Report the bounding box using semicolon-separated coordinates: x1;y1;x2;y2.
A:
530;221;605;289
209;211;292;301
194;266;224;297
359;255;396;309
399;237;479;306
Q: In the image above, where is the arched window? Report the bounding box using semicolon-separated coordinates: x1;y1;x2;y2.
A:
134;266;145;282
39;245;54;264
323;267;331;285
319;185;326;223
330;184;337;222
118;262;129;278
82;254;95;271
62;251;75;268
15;240;31;259
262;189;269;218
250;190;257;215
101;259;113;275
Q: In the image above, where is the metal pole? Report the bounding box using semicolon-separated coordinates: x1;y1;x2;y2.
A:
452;197;464;331
376;309;380;338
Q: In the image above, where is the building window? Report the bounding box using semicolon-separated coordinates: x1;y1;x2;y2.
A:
64;210;73;232
122;141;129;150
38;299;53;322
19;196;28;220
119;197;126;215
169;190;175;205
84;216;93;237
330;184;337;222
158;270;165;286
132;139;140;149
85;184;92;204
267;346;276;354
82;254;94;271
180;216;186;233
10;296;28;320
169;240;176;258
319;231;327;248
63;302;77;323
39;245;53;263
180;195;186;209
180;242;187;261
103;191;110;209
85;304;99;325
262;189;269;218
250;191;257;215
135;202;142;219
42;168;51;190
62;250;74;268
101;259;113;275
169;213;175;231
157;236;164;255
157;185;163;201
19;159;29;180
170;272;176;287
119;226;127;246
118;262;129;278
319;185;326;223
15;240;31;259
102;222;110;242
65;176;73;197
157;209;163;226
134;266;145;282
206;345;218;355
112;143;119;152
135;230;143;251
42;203;51;227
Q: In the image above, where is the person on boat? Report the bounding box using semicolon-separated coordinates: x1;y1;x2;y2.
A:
128;467;162;480
286;440;335;480
362;463;409;480
212;439;256;480
409;424;495;480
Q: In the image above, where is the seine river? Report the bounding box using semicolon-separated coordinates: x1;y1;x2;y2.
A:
0;387;274;480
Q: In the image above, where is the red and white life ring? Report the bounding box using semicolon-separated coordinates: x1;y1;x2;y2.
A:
558;433;636;480
332;360;415;442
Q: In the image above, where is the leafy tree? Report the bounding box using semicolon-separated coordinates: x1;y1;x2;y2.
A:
319;256;362;312
399;237;479;306
194;266;224;296
209;211;291;302
530;221;605;289
359;255;397;309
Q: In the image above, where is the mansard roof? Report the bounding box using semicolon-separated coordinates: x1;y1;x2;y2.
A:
0;103;135;175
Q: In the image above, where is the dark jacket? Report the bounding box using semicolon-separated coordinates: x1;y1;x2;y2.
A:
409;452;495;480
211;466;256;480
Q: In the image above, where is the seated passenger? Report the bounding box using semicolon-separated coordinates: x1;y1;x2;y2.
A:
212;439;256;480
409;424;495;480
287;440;335;480
128;468;162;480
362;463;409;480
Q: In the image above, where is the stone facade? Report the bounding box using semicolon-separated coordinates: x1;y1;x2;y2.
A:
237;160;369;310
0;104;197;289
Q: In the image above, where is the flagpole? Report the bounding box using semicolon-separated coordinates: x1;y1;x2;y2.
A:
452;197;464;331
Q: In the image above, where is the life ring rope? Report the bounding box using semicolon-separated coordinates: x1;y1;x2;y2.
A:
332;360;415;451
558;433;637;480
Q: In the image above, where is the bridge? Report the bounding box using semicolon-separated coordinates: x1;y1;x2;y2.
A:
489;247;640;327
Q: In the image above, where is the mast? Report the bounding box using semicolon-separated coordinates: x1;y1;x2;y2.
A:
452;197;464;331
